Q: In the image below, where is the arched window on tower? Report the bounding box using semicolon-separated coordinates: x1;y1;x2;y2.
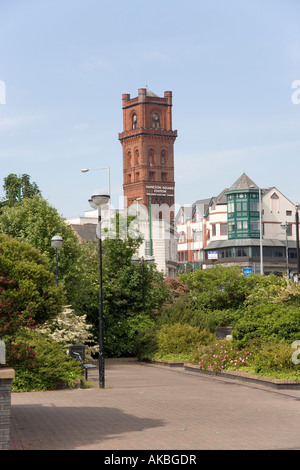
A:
135;149;140;166
127;151;132;167
161;150;167;166
148;149;155;166
132;113;137;129
152;113;160;129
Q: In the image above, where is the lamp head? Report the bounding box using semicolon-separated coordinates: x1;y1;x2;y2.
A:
90;188;110;207
51;235;63;248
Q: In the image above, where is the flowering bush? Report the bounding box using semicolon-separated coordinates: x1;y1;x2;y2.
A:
5;339;40;370
192;339;256;372
37;306;97;360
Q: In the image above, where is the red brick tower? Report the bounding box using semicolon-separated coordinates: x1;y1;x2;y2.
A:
119;88;177;216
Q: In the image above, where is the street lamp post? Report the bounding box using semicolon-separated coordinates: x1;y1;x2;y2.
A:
280;221;289;279
250;185;263;275
89;189;110;389
51;235;63;284
259;188;264;275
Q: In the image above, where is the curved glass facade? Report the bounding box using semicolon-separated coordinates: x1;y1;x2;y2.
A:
226;190;260;239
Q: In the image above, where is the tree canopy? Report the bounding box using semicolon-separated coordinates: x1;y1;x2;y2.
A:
1;173;41;208
0;195;81;297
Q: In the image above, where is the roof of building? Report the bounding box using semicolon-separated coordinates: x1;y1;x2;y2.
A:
227;172;258;192
145;87;159;98
70;224;97;242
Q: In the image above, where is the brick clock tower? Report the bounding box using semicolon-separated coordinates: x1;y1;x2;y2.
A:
119;88;177;217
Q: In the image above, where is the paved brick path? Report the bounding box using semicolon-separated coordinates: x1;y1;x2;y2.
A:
9;358;300;450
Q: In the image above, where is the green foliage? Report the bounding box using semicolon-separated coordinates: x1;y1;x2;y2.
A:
133;323;216;360
157;323;215;355
132;328;159;360
0;195;81;296
11;330;82;391
232;304;300;348
190;338;300;381
192;339;256;372
0;173;41;208
105;314;156;358
0;234;64;324
179;265;254;311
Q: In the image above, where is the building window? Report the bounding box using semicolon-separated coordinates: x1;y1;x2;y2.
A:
250;221;259;232
237;220;248;231
135;172;140;181
236;201;247;212
149;149;155;166
228;201;234;213
220;223;227;235
135;149;140;166
179;232;186;243
161;172;167;182
152;113;160;129
132;113;137;129
149;171;155;181
250;200;259;211
286;210;292;216
127;151;132;166
161;150;167;165
236;247;249;257
212;224;216;236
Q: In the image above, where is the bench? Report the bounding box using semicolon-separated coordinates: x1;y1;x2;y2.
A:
68;345;97;380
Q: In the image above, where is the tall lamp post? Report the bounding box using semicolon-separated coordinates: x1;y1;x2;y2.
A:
280;221;289;279
89;189;110;389
250;185;263;275
51;235;63;284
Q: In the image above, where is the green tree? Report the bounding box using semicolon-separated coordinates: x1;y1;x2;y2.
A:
0;233;64;324
0;195;80;297
1;173;41;208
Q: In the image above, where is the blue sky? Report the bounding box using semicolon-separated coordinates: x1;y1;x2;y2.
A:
1;0;300;218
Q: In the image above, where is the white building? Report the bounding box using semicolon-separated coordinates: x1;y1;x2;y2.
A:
67;201;178;278
203;173;300;277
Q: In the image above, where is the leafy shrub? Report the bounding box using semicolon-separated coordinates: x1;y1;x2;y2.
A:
133;327;159;360
192;339;256;372
37;306;97;360
250;341;300;377
156;323;215;356
11;330;82;391
232;304;300;348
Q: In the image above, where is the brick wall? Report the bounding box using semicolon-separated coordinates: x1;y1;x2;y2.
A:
0;369;15;450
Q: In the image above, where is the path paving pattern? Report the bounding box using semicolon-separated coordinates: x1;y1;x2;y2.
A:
9;358;300;450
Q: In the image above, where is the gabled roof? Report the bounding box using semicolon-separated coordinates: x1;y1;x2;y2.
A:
227;172;258;192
